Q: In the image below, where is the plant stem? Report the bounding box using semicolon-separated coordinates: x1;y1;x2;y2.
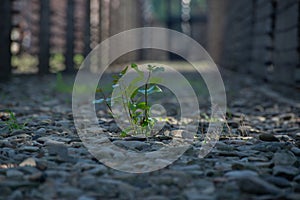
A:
143;71;151;124
99;89;113;113
119;82;137;135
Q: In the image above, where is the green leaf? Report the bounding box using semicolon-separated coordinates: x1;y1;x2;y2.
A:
112;74;120;84
120;66;129;76
120;131;128;138
147;65;155;71
136;102;150;110
134;111;142;117
130;88;139;99
128;101;137;111
138;85;162;95
96;88;103;93
131;63;143;75
93;97;114;104
93;99;105;104
140;120;149;127
131;63;138;69
8;111;16;121
112;84;119;88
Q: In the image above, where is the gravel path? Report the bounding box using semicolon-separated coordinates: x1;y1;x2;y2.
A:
0;69;299;200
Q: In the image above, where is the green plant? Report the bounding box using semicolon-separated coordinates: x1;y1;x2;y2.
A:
50;53;65;72
54;72;73;93
2;110;25;131
94;63;165;137
74;54;84;68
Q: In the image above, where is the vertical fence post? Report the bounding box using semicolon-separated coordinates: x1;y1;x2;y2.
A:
82;0;91;71
84;0;91;57
65;0;75;72
98;0;102;43
0;0;12;80
207;0;229;65
38;0;50;74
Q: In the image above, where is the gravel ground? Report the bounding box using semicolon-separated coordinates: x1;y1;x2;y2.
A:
0;68;299;200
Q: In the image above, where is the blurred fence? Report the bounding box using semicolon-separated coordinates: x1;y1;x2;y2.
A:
222;0;300;89
0;0;207;80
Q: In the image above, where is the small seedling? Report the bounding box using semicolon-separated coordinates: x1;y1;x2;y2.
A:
94;63;165;137
1;110;25;131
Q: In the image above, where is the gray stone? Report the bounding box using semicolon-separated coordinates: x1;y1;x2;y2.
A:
0;147;16;159
78;196;96;200
79;175;99;190
0;126;10;136
19;158;37;167
6;169;24;179
55;120;70;128
294;174;300;183
216;142;235;151
8;190;23;200
295;133;300;140
272;150;297;166
88;165;107;176
20;146;39;152
46;170;69;179
113;140;150;151
225;170;258;178
273;165;300;180
46;142;74;162
259;133;279;142
57;186;82;197
108;123;120;132
170;130;194;140
26;172;46;182
251;142;286;152
183;188;215;200
35;128;46;135
264;176;292;188
291;147;300;156
236;175;281;195
144;196;169;200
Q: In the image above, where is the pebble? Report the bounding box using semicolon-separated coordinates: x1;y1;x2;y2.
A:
273;165;300;180
183;188;215;200
291;147;300;156
78;196;96;200
264;176;292;188
170;130;194;140
35;128;47;135
8;190;23;200
259;133;279;142
6;169;24;179
26;172;46;182
272;150;297;166
19;158;37;167
1;73;300;199
20;146;39;152
57;186;83;197
295;133;300;140
294;174;300;183
224;170;258;178
88;165;107;176
113;140;150;151
236;175;281;195
0;127;10;136
55;120;70;128
251;142;286;152
144;196;169;200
